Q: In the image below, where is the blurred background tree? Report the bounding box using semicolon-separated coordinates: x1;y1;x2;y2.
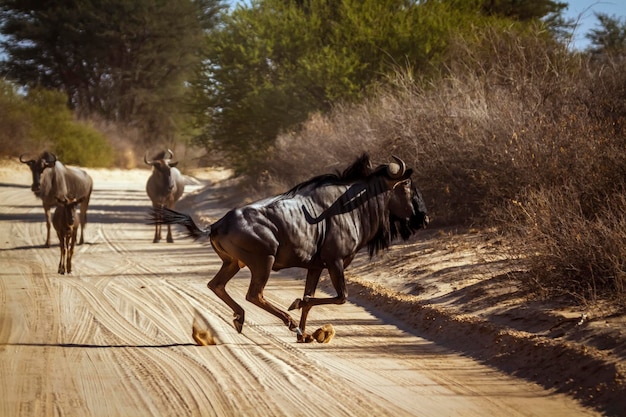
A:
0;0;226;145
587;13;626;56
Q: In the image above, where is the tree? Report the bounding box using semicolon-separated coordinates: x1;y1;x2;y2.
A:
192;0;492;172
587;13;626;55
0;0;226;142
478;0;567;22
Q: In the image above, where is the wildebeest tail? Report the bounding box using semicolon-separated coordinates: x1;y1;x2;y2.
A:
148;206;211;240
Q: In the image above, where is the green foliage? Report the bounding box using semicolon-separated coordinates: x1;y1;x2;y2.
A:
0;84;114;167
193;0;516;173
54;122;114;168
24;88;114;167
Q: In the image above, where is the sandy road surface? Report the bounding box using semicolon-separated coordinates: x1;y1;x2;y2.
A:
0;164;598;416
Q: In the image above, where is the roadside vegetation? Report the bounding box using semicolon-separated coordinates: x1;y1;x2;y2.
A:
264;29;626;305
0;84;114;167
1;0;626;305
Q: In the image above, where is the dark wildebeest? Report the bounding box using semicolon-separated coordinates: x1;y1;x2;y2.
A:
20;152;93;247
53;197;82;275
150;154;428;342
145;149;185;243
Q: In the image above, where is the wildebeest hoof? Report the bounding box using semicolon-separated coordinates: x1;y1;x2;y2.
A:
153;238;160;243
297;333;315;343
167;238;174;243
233;314;244;333
288;298;301;311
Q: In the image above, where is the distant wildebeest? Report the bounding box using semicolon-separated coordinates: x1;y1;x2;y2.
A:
53;196;83;274
20;152;93;247
150;154;429;342
145;149;185;243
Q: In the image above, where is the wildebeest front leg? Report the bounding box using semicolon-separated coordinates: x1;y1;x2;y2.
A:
289;260;347;342
58;239;66;274
153;205;162;243
246;255;300;333
67;232;77;274
166;224;174;243
289;267;323;343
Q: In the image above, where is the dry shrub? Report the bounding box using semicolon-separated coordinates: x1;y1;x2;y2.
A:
86;117;142;169
264;110;387;194
503;186;626;303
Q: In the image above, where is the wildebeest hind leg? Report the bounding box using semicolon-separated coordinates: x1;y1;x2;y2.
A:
246;255;300;333
208;260;244;332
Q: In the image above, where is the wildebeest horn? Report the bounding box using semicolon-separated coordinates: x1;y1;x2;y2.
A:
387;155;406;179
144;152;154;165
19;154;31;163
166;149;173;160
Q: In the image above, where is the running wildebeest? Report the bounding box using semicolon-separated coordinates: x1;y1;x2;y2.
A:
20;152;93;247
150;154;429;342
145;149;185;243
53;196;82;274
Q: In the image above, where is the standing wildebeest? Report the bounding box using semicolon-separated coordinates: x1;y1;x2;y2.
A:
53;197;82;274
20;152;93;247
145;149;185;243
150;154;429;342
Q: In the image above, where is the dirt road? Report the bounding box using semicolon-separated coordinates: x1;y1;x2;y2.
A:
0;164;598;416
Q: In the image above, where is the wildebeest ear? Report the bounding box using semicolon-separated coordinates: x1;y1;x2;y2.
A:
169;161;179;167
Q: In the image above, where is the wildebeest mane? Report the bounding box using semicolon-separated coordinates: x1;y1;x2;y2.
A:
275;153;415;258
282;153;376;198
